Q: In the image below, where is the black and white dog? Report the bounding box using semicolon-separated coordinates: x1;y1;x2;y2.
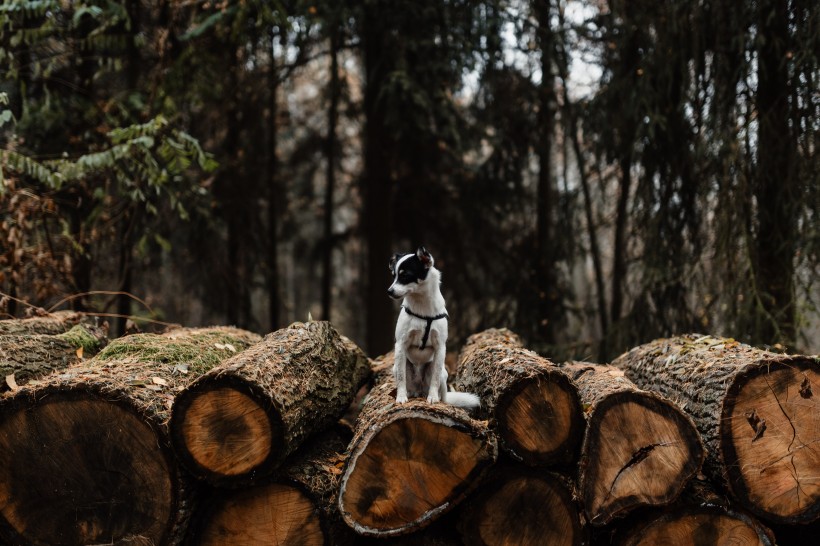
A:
388;247;479;409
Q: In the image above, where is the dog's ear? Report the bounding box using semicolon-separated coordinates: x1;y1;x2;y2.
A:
417;246;434;268
389;253;400;274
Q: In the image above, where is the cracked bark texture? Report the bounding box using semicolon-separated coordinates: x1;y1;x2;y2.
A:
454;328;584;465
187;424;354;546
1;324;108;389
338;353;498;538
0;326;261;546
612;334;820;524
617;478;775;546
562;362;704;526
0;311;87;336
457;465;586;546
170;321;371;487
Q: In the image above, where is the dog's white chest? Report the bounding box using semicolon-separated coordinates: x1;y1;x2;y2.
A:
406;332;435;364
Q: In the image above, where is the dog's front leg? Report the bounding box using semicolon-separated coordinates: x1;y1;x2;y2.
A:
394;341;409;404
427;343;446;404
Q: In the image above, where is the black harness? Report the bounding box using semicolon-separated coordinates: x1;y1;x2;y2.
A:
402;306;448;350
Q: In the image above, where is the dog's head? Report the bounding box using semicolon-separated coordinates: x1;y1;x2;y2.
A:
387;246;434;300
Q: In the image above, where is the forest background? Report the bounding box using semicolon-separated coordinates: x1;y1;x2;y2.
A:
0;0;817;361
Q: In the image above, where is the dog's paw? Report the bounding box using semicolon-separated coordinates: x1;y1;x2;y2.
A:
396;392;408;404
426;393;441;404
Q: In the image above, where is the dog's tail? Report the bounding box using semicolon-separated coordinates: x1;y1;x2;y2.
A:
444;391;481;410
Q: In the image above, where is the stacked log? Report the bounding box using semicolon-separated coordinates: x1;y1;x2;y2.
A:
0;310;87;335
170;321;371;487
562;362;704;525
1;323;108;389
187;424;354;545
612;334;820;525
338;352;498;537
454;328;584;466
616;479;776;546
2;313;817;545
457;465;586;546
0;326;261;546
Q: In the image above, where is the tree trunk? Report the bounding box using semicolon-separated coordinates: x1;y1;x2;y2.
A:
453;328;584;466
0;327;261;546
362;2;395;356
533;0;560;344
617;478;775;546
562;362;704;525
321;20;341;323
0;310;87;335
267;27;281;332
1;324;107;389
170;321;371;487
457;465;586;546
188;424;354;546
612;334;820;524
753;0;797;346
338;353;498;537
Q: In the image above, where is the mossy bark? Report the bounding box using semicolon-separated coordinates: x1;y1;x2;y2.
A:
561;362;704;526
454;328;584;466
338;352;498;537
170;321;372;487
612;334;820;524
0;310;87;335
1;324;108;390
188;425;354;546
0;326;261;546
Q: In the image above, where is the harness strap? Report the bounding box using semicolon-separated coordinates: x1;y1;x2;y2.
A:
402;306;448;350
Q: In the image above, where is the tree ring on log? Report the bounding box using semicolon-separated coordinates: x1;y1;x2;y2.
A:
581;392;704;525
458;468;584;546
339;408;496;537
0;388;175;545
498;375;581;464
620;508;775;546
172;378;283;484
721;359;820;523
192;483;325;545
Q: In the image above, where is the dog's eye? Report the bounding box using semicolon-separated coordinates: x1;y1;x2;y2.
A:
399;270;404;275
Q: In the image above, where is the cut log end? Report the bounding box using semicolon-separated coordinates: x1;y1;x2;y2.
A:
723;360;820;523
340;409;496;536
499;376;583;465
459;470;584;546
173;383;280;481
621;510;774;546
583;393;704;525
0;393;174;545
195;483;324;545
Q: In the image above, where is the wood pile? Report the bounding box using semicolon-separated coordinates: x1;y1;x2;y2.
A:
0;315;817;545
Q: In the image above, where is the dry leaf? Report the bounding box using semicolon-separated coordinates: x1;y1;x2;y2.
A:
215;342;237;353
152;377;168;386
76;346;84;359
5;374;19;392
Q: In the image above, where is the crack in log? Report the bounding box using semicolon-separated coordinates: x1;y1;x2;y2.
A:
763;374;804;507
600;441;677;509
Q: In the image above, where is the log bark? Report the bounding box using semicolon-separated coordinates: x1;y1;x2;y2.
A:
612;334;820;524
0;326;261;546
617;479;775;546
0;310;87;335
1;324;108;390
170;321;371;487
562;362;704;526
338;353;498;537
187;424;354;546
457;465;586;546
454;328;584;465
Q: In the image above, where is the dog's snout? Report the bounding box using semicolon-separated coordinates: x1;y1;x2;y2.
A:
387;287;394;297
